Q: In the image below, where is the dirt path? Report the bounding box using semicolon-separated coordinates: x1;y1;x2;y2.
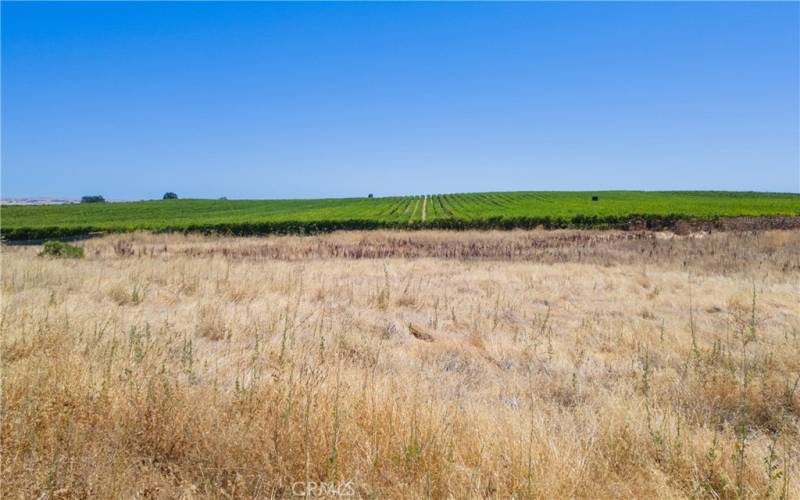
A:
421;195;428;222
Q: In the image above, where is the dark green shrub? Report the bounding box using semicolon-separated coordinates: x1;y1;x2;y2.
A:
81;195;105;203
40;240;84;258
163;192;178;200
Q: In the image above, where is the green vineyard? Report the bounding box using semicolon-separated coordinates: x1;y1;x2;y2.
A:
1;191;798;240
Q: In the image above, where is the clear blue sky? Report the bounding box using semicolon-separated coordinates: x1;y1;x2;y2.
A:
2;2;798;199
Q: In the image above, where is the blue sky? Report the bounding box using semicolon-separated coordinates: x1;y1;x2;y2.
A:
2;2;798;199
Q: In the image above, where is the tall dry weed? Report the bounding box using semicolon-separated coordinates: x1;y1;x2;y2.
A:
1;230;798;498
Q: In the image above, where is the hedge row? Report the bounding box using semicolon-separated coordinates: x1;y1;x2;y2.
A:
0;214;716;241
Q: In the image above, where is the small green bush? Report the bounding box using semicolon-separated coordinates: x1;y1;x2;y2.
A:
40;240;84;258
81;195;105;203
163;192;178;200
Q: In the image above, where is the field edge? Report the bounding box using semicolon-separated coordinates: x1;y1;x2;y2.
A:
3;214;800;242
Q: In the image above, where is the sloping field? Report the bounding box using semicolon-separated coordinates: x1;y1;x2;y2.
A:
1;191;798;240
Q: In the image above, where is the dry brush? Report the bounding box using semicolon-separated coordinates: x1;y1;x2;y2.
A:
2;230;799;498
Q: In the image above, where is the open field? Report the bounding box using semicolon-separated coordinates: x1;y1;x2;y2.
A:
2;229;799;498
2;191;799;240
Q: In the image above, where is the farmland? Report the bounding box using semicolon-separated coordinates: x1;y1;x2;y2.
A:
2;191;799;240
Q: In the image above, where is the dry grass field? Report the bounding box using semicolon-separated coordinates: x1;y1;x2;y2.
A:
2;229;799;498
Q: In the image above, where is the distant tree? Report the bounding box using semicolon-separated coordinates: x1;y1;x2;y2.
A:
218;197;228;200
80;195;105;204
368;193;374;198
163;192;178;200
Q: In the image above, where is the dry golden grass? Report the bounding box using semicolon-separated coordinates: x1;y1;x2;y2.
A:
2;230;799;498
